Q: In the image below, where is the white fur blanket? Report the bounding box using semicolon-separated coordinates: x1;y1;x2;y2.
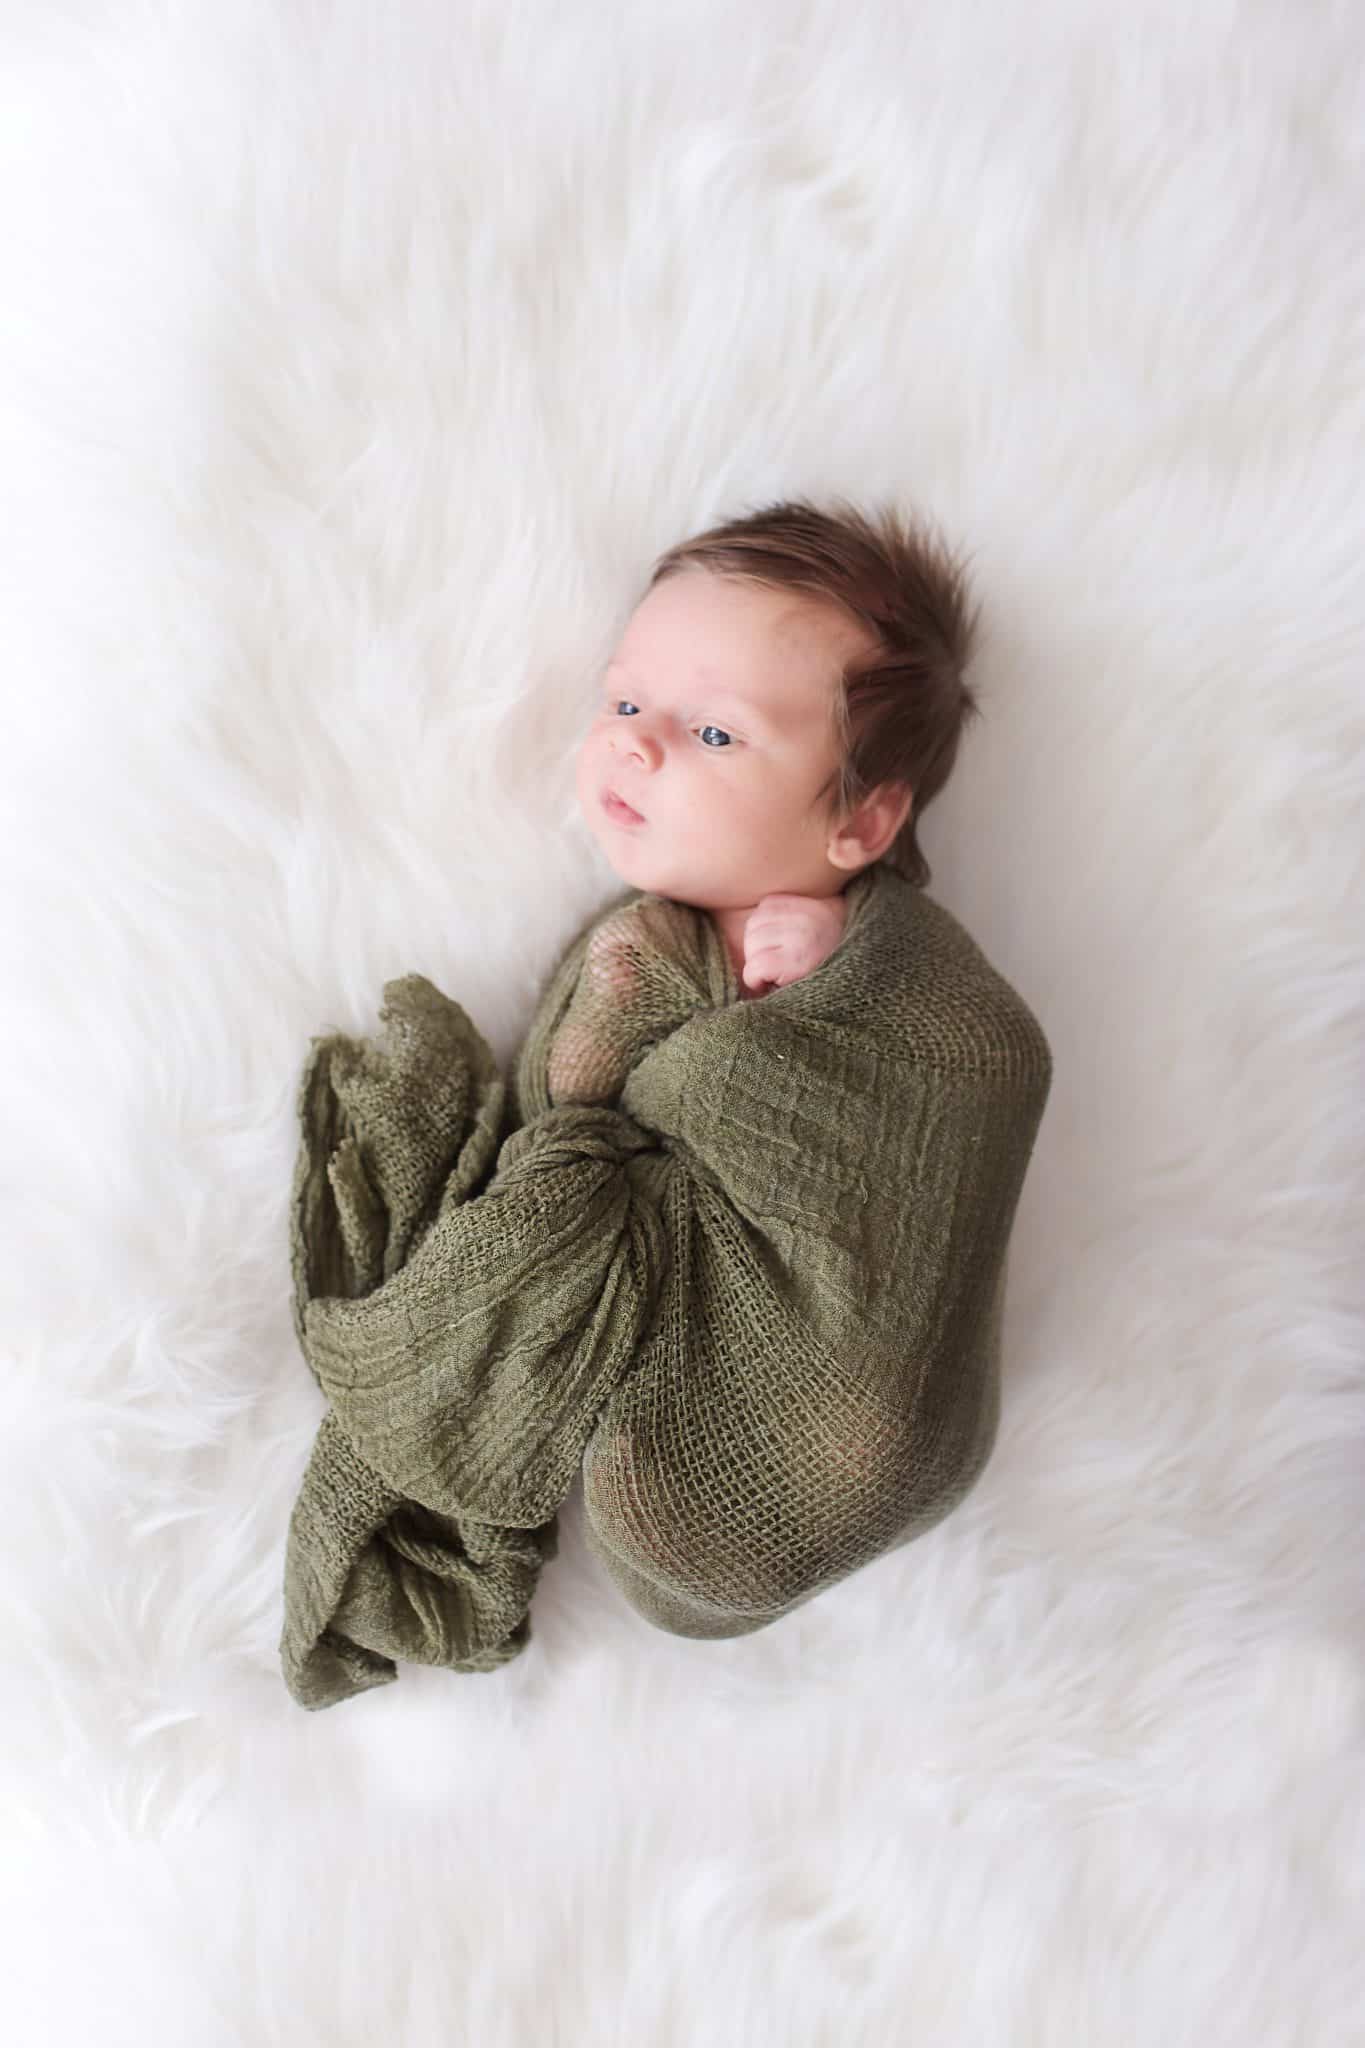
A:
3;2;1362;2040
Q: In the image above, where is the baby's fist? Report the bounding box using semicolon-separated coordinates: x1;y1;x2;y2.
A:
741;892;848;994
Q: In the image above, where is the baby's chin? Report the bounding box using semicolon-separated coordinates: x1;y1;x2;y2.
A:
587;812;654;876
590;825;698;903
584;805;765;908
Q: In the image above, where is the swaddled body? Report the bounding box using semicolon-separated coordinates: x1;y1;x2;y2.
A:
506;865;1051;1640
283;863;1050;1707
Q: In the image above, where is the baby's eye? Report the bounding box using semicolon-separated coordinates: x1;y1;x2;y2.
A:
607;700;733;748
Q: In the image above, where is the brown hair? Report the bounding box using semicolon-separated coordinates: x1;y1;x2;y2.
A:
644;494;981;890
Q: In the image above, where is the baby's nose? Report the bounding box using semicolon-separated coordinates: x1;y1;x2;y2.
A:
610;728;660;769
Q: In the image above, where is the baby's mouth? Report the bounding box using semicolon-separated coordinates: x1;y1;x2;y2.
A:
602;788;646;826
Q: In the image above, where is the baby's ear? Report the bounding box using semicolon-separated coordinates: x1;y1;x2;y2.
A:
828;781;913;869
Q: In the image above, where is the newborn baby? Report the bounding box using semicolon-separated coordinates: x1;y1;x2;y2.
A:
280;497;1050;1697
548;495;976;1104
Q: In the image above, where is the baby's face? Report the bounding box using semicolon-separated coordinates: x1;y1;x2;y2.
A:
575;568;872;913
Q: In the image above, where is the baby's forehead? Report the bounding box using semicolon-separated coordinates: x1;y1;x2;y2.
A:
623;585;850;674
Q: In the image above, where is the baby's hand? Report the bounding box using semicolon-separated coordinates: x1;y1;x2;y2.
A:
546;916;642;1104
741;892;848;995
546;896;708;1105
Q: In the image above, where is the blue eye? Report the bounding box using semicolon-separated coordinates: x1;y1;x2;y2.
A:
609;701;733;748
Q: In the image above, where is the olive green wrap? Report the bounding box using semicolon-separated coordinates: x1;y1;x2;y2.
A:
280;862;1053;1710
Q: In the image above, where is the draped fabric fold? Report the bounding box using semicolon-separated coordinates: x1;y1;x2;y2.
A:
280;863;1053;1710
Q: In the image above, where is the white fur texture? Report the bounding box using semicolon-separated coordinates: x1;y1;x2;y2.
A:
3;2;1363;2040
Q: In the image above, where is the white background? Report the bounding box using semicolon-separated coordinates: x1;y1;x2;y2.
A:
2;1;1362;2040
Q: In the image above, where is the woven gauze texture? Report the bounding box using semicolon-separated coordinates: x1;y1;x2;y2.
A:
281;862;1053;1709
